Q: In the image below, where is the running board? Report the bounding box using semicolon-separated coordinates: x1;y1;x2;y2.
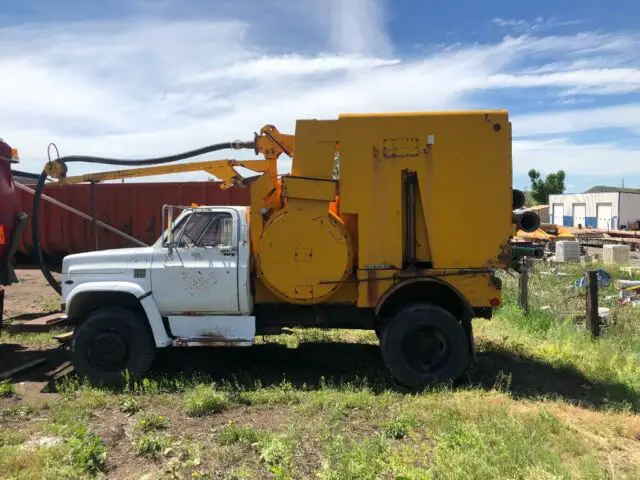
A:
167;315;255;347
172;337;253;347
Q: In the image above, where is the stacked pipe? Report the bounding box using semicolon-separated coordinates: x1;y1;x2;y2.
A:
511;188;544;260
512;189;540;233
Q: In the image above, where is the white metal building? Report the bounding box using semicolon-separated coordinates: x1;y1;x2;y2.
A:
548;192;640;230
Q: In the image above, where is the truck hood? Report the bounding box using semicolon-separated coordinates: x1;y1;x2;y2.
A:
62;247;154;275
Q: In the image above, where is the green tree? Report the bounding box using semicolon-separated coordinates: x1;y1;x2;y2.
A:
528;169;566;204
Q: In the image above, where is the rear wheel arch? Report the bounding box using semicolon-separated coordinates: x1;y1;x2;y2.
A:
374;278;476;362
375;278;474;323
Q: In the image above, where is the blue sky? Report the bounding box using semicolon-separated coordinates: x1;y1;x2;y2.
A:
1;0;639;193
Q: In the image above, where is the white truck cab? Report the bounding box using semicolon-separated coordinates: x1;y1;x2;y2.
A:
61;205;255;385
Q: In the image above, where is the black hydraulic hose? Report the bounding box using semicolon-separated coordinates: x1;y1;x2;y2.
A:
55;141;252;167
32;170;61;294
32;140;252;295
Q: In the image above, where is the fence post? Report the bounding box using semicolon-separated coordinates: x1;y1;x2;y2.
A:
518;260;529;314
586;270;600;337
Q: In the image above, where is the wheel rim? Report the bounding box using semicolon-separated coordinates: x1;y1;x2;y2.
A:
86;329;130;372
400;326;450;373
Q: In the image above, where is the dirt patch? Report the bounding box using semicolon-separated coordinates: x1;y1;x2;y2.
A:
89;401;298;479
2;269;61;320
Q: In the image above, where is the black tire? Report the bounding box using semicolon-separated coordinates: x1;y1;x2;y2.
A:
71;307;155;387
380;303;470;389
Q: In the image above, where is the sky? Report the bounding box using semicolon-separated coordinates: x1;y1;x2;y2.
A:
1;0;639;193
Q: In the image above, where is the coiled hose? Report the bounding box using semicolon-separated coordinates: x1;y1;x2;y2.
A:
33;141;252;294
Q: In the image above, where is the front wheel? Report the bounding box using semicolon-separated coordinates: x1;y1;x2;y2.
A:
380;303;470;389
71;307;155;387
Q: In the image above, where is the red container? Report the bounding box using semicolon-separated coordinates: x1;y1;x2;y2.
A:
16;181;251;259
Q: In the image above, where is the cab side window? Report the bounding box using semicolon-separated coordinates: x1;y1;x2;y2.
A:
175;212;212;248
199;213;233;247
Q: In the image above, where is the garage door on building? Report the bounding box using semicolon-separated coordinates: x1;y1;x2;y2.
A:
552;203;564;226
597;203;613;230
573;204;586;228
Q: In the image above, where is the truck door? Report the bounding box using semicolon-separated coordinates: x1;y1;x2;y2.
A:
151;208;240;314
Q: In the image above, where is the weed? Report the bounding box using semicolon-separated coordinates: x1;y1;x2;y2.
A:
0;379;16;397
185;384;229;417
0;430;25;447
66;430;107;475
227;465;256;480
119;395;142;415
256;434;293;478
318;434;389;480
134;432;172;459
218;423;266;446
230;380;301;407
191;472;212;480
217;423;293;477
135;412;169;432
382;414;421;440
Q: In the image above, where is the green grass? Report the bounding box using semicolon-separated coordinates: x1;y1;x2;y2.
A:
477;262;640;407
0;327;71;347
134;432;172;459
135;412;169;432
118;395;142;415
184;384;229;416
1;261;639;478
0;379;16;397
217;424;267;446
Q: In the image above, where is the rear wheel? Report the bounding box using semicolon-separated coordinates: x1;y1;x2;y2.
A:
71;307;155;387
380;303;469;389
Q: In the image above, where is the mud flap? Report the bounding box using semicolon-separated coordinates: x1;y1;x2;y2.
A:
463;315;476;364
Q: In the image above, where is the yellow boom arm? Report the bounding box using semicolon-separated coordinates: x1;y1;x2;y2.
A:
43;124;295;188
47;158;273;189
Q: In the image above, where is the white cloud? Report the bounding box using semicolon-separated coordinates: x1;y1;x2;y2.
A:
182;55;401;83
0;11;639;183
492;16;584;34
487;69;640;95
513;104;640;137
327;0;392;56
513;138;640;176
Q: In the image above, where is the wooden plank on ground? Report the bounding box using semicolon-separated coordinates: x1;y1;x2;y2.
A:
54;331;74;344
0;358;47;379
45;361;74;382
24;313;64;326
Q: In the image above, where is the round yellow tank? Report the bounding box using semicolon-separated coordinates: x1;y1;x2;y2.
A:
257;207;353;304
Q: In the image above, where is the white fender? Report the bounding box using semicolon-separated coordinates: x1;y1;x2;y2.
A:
66;281;172;347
